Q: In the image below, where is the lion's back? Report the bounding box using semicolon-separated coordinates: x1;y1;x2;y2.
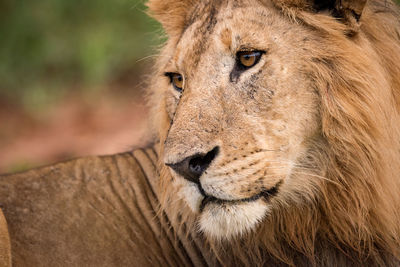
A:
0;148;201;266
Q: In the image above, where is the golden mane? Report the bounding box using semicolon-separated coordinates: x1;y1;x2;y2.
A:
147;0;400;265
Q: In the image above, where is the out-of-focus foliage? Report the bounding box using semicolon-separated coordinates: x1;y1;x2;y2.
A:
0;0;161;108
0;0;399;109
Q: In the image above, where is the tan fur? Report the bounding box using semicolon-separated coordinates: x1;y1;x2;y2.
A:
0;209;11;267
148;0;400;265
0;150;222;266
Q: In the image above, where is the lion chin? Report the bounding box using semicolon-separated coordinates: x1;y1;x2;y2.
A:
178;180;279;239
198;201;269;239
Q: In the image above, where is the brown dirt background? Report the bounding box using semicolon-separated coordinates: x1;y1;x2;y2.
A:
0;89;149;174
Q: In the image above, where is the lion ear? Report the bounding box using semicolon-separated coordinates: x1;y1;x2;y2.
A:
272;0;367;34
147;0;195;37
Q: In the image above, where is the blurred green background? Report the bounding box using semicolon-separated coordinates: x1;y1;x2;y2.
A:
0;0;161;108
0;0;162;173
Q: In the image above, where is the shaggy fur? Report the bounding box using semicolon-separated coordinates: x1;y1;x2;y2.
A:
148;0;400;265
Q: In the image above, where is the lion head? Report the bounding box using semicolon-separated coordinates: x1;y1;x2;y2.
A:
147;0;400;264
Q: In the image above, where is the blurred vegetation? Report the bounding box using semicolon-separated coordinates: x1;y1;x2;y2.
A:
1;0;399;111
0;0;162;110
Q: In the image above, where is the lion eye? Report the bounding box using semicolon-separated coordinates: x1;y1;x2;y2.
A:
237;51;263;69
165;72;184;92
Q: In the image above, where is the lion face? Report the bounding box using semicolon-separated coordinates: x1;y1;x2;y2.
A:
160;0;322;239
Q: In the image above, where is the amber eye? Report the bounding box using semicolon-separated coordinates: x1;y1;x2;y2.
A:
165;72;184;92
237;51;263;69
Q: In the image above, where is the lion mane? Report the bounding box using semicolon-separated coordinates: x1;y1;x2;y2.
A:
148;0;400;265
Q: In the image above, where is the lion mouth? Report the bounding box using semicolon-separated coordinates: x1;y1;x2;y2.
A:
199;180;283;212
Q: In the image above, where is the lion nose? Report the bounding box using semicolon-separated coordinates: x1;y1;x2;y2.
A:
166;147;219;184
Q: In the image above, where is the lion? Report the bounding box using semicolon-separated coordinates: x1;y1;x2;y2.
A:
0;0;400;266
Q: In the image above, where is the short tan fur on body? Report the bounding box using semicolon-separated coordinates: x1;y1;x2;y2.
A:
0;0;399;266
0;209;11;267
148;0;400;265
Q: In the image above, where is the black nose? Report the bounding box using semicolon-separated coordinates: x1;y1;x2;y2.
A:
166;147;219;184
